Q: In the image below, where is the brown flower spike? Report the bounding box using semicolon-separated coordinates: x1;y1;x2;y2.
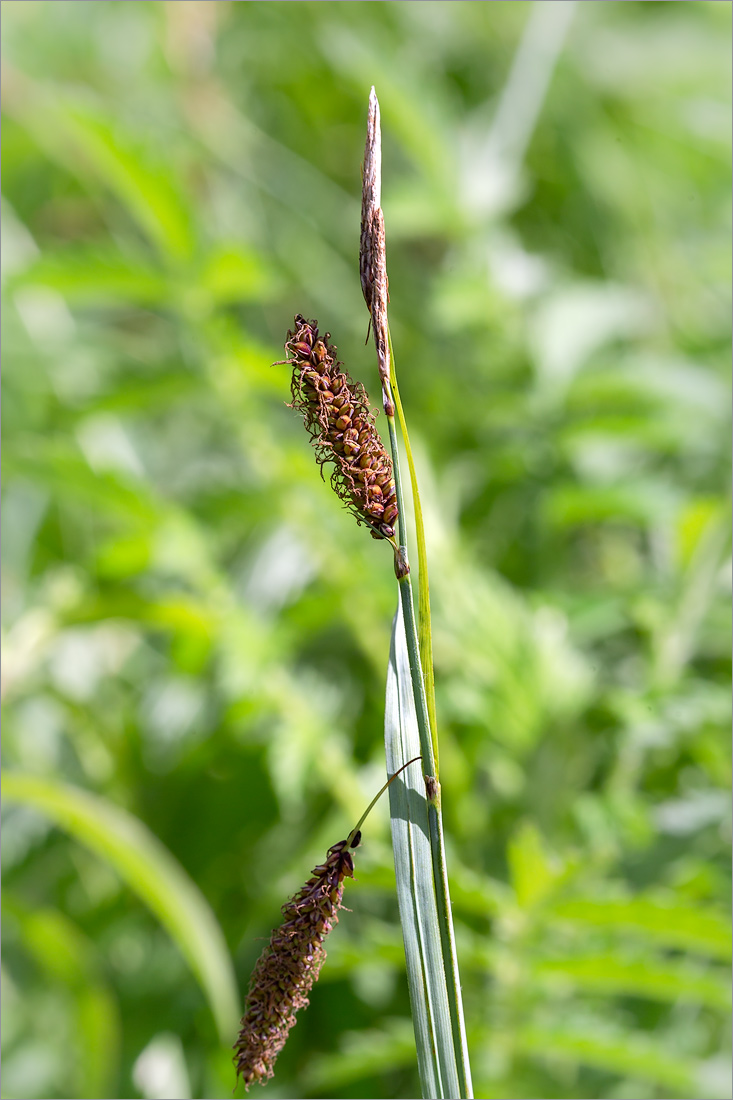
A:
233;757;422;1089
233;835;358;1090
286;314;398;540
360;87;392;415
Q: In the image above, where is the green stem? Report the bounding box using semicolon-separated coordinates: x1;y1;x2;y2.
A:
345;755;422;847
386;410;410;567
396;572;436;778
385;390;474;1100
426;800;473;1100
388;335;440;768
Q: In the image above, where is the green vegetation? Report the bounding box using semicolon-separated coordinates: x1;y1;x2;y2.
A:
2;3;730;1099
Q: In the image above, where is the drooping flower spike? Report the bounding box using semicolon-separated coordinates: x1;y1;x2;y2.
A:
285;314;398;541
233;756;421;1090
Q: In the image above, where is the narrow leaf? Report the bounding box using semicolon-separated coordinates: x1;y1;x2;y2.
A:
385;605;461;1099
388;333;439;765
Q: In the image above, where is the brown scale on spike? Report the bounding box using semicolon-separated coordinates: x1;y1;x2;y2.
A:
233;838;358;1090
232;756;421;1090
283;315;398;540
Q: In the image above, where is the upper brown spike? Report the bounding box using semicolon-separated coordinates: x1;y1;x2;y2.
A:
360;87;392;415
284;315;398;541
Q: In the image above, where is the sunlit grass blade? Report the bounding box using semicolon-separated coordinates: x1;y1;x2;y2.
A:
385;605;461;1099
2;772;240;1042
388;332;439;764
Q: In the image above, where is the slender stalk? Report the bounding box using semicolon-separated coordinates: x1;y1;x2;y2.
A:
388;334;440;764
385;386;474;1100
345;754;422;847
385;409;436;773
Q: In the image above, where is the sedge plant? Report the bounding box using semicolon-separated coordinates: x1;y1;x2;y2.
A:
235;88;472;1100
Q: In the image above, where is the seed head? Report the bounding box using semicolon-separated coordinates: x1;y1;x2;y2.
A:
234;838;357;1090
285;314;398;540
360;87;392;412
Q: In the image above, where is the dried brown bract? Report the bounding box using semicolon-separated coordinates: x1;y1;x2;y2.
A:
359;86;382;313
285;314;398;540
360;87;392;412
234;836;359;1090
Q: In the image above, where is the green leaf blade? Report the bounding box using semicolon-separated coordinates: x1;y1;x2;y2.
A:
389;342;440;765
385;604;461;1100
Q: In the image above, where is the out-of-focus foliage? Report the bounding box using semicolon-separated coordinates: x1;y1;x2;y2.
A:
2;2;730;1098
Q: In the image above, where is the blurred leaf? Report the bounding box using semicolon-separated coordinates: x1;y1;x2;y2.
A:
199;245;281;305
516;1021;712;1098
4;441;159;522
544;480;680;528
303;1018;417;1092
384;603;458;1098
132;1033;192;1100
59;103;196;262
11;246;171;305
2;773;240;1042
5;902;121;1100
533;951;731;1010
550;896;731;960
507;822;563;910
530;283;657;394
76;984;121;1100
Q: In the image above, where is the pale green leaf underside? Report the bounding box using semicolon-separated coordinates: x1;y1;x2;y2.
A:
385;605;461;1100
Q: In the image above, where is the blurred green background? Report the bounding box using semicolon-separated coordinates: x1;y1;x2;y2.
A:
2;2;731;1098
